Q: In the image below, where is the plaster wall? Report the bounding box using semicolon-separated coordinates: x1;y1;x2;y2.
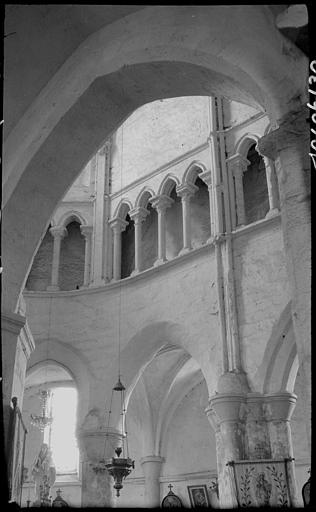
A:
222;99;262;131
62;162;94;203
162;380;216;475
24;247;220;413
231;217;291;390
110;97;210;193
24;218;290;409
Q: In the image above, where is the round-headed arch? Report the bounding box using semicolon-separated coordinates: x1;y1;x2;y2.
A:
52;210;88;229
182;161;207;186
113;199;133;220
135;187;155;208
158;174;180;196
3;5;308;312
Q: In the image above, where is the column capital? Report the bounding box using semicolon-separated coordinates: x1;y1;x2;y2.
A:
129;207;149;224
140;455;165;466
199;170;212;187
149;194;174;212
49;226;67;239
109;217;128;233
176;183;198;199
80;225;93;238
206;393;246;425
256;108;309;160
226;154;250;175
263;392;297;422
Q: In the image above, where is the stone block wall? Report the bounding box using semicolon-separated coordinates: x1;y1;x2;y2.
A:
26;229;53;291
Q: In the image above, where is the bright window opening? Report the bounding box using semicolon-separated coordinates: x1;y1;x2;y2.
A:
43;387;79;473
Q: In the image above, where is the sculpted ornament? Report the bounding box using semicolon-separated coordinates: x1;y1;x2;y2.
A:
31;443;56;506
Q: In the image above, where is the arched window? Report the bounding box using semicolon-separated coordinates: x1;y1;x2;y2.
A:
43;386;79;474
121;214;135;279
243;144;269;224
59;221;85;290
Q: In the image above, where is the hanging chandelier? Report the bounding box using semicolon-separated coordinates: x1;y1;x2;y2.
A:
30;389;53;431
92;376;134;497
92;135;134;498
103;377;134;497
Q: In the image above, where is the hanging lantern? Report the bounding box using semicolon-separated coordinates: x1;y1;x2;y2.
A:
30;389;53;432
92;377;134;497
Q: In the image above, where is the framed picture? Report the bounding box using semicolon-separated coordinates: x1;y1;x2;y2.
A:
187;485;210;508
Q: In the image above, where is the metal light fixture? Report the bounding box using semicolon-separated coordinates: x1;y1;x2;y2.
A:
92;138;134;496
103;377;134;497
30;389;53;432
91;377;135;497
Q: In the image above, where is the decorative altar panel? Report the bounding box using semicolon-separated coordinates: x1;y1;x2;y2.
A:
227;459;296;507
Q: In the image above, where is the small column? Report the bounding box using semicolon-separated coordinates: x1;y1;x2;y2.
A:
80;225;93;287
109;217;128;281
129;207;149;275
226;155;249;227
199;170;215;240
176;183;198;254
47;226;67;291
261;155;280;218
150;195;174;266
140;455;164;507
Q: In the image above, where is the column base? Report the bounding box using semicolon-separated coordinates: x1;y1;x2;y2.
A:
207;236;215;244
154;258;167;267
265;208;279;219
131;269;140;276
46;285;60;291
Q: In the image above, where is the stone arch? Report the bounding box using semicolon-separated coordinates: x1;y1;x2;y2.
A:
158;175;180;196
255;302;298;394
113;199;133;220
53;210;87;229
135;187;155;208
182;161;207;186
235;133;260;157
155;357;205;455
3;5;308;312
26;338;91;424
119;321;209;407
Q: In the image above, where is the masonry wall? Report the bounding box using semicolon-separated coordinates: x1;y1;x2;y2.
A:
111;96;210;193
26;229;53;291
